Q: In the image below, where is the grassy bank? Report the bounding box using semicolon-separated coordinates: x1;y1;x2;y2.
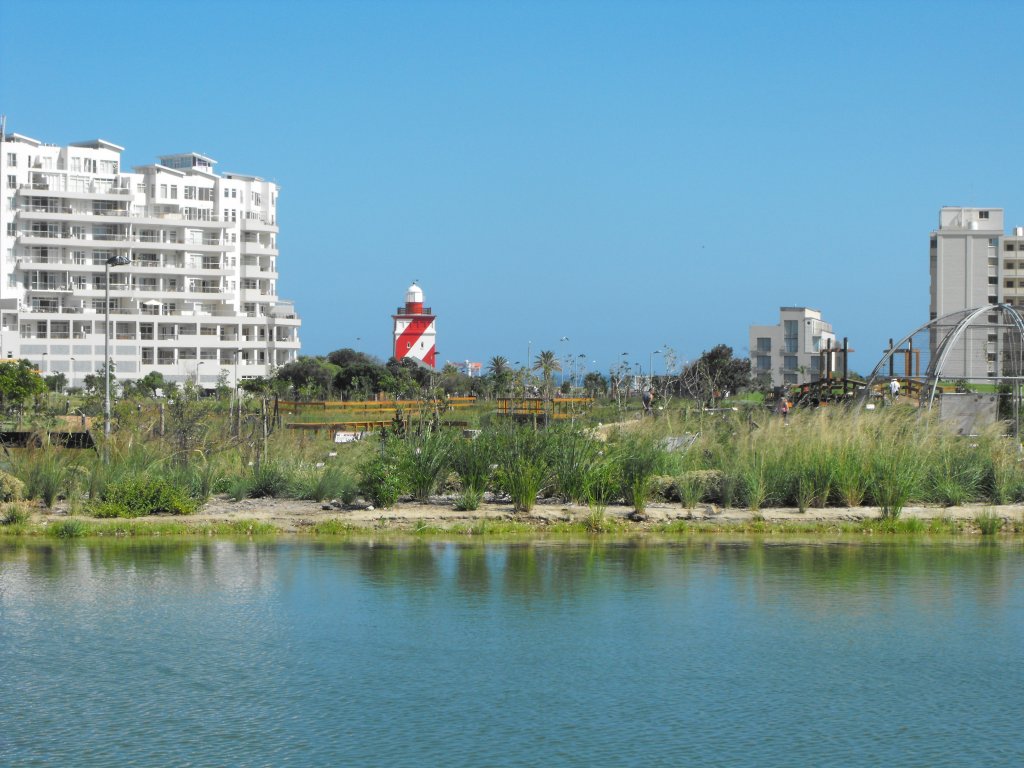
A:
5;401;1024;529
2;507;1022;539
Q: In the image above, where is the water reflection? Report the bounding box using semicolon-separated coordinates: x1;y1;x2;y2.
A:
2;537;1022;768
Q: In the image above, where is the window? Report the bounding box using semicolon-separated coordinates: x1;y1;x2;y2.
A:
160;184;167;198
1005;280;1014;289
756;355;771;371
184;186;196;200
756;337;771;353
989;296;998;305
784;320;798;353
170;185;178;199
6;175;15;190
1006;243;1016;252
6;223;14;236
980;210;990;219
990;276;999;285
783;355;798;371
83;158;96;173
6;153;15;166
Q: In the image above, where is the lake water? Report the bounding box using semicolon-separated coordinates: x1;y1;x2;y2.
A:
1;537;1022;766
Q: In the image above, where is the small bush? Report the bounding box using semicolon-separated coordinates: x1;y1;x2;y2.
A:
974;510;1002;535
616;435;666;514
403;429;456;501
247;462;295;498
296;465;357;503
584;461;620;514
452;437;492;496
0;470;26;503
89;474;198;518
491;426;551;513
359;447;406;508
49;519;88;538
1;505;30;525
453;488;483;511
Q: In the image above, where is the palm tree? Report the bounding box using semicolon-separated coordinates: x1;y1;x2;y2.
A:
532;350;562;398
488;356;510;376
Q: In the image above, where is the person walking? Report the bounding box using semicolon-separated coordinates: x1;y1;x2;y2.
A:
889;378;901;402
775;394;790;424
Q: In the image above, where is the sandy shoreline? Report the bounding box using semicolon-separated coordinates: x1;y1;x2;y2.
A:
25;495;1024;534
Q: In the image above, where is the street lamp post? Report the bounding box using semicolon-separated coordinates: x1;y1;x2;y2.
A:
650;350;661;390
104;254;131;445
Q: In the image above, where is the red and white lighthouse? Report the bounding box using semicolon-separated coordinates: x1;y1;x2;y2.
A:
392;282;437;368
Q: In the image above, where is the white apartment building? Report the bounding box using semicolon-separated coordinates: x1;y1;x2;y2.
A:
929;207;1024;380
749;307;837;388
0;130;300;389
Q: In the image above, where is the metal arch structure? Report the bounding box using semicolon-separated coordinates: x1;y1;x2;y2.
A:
861;304;1024;409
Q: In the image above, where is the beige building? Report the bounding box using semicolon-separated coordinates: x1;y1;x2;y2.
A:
749;307;837;388
0;129;300;388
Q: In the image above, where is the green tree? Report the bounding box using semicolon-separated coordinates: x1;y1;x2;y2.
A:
532;350;562;398
0;360;48;413
43;372;68;394
583;371;608;396
487;356;513;398
275;357;338;400
681;344;751;406
166;381;213;466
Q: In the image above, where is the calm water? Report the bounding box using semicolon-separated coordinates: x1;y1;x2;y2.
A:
1;537;1022;767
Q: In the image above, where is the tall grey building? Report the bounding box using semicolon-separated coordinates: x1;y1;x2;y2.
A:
929;207;1024;379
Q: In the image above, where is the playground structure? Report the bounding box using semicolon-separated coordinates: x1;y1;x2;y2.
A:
860;304;1024;412
781;337;870;407
282;396;477;435
495;397;594;423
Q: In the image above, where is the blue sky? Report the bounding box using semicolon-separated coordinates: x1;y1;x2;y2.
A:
3;0;1023;376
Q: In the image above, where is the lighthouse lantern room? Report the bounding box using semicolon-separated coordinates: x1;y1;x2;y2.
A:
392;282;437;368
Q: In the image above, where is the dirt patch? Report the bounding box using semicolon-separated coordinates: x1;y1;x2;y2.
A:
28;495;1024;534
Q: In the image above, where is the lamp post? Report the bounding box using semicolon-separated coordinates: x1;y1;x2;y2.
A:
69;357;75;392
104;254;131;444
650;349;661;390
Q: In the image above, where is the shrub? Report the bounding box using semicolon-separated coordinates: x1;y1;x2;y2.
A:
584;460;620;514
452;436;492;496
1;505;30;525
616;434;667;515
296;465;357;503
974;510;1002;535
0;470;26;503
453;487;483;511
677;470;719;509
49;519;87;538
89;474;198;518
403;429;456;501
491;426;551;513
246;461;295;498
869;440;923;519
359;446;406;508
545;426;602;504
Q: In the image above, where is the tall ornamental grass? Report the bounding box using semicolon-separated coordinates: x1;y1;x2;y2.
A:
402;429;456;501
491;426;551;513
